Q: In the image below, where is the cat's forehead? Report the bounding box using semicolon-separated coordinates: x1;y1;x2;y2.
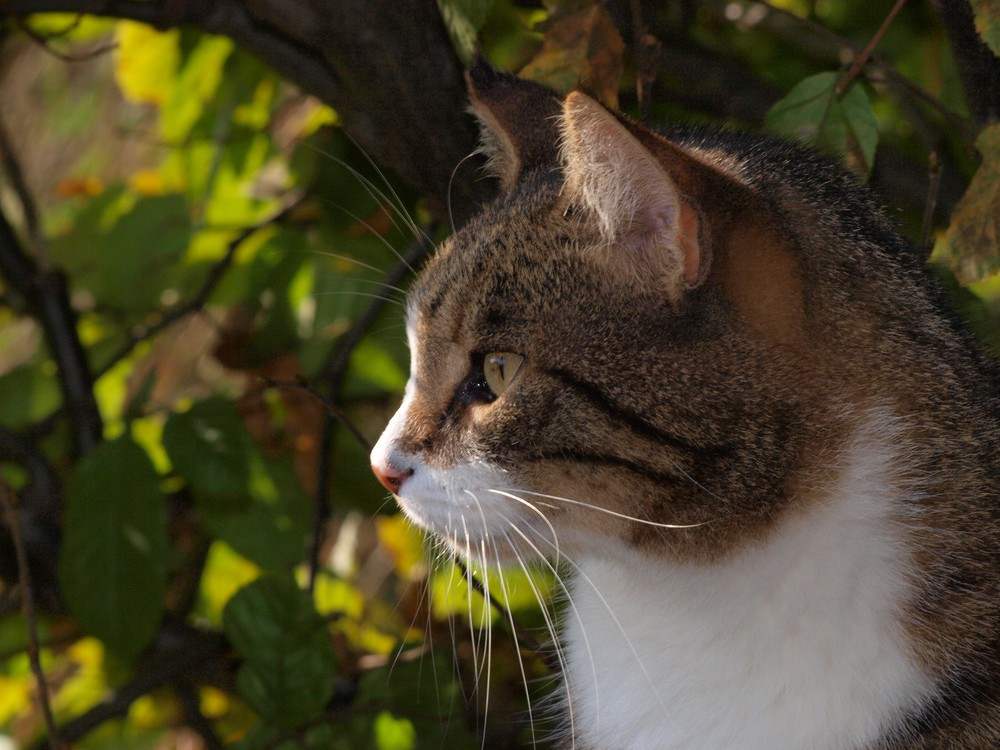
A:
409;177;572;319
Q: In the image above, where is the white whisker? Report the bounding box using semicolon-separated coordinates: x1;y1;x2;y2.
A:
533;532;666;718
303;141;428;266
500;517;586;749
486;489;562;567
493;532;540;748
312;269;410;299
447;150;480;237
345;133;431;249
311;289;405;306
501;487;707;529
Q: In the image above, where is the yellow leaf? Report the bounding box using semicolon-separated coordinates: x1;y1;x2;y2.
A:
312;573;364;619
940;124;1000;284
376;514;428;581
54;638;109;719
430;562;497;627
971;0;1000;57
519;4;624;108
0;675;31;724
113;22;180;106
198;542;261;623
301;103;339;136
128;169;165;196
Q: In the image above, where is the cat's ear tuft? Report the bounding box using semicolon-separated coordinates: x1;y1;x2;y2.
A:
560;92;707;298
467;57;563;190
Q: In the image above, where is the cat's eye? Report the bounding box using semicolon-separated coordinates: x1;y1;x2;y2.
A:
483;352;524;397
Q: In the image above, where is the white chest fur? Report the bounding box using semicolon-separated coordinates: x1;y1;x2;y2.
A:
561;438;935;750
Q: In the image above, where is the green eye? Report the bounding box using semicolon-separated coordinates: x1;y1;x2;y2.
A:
483;352;524;397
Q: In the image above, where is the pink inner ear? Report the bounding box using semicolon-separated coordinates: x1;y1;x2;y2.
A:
678;200;703;286
562;91;706;290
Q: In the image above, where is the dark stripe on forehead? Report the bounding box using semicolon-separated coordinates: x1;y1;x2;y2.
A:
544;368;736;459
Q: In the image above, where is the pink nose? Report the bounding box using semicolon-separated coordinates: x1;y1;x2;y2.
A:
372;463;413;494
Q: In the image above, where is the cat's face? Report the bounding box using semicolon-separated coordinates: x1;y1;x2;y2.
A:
372;74;816;566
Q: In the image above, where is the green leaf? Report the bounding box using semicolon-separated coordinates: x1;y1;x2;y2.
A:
59;435;168;663
199;455;310;570
765;71;879;176
223;574;336;727
161;33;234;141
0;363;61;430
374;711;417;750
229;721;338;750
356;655;480;749
971;0;1000;57
162;396;255;511
437;0;494;63
939;123;1000;284
49;192;193;314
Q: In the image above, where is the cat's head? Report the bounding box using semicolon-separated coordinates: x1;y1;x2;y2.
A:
371;63;842;566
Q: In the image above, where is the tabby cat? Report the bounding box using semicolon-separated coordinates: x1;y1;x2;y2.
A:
370;60;1000;749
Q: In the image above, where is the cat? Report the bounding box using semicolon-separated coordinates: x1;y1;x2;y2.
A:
370;59;1000;749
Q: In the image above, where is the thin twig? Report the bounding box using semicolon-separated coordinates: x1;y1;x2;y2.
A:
308;231;433;591
8;12;117;62
29;627;228;750
0;207;102;455
0;115;43;253
95;194;305;378
755;0;978;148
453;556;557;674
173;682;224;750
835;0;908;96
259;377;371;453
0;483;62;750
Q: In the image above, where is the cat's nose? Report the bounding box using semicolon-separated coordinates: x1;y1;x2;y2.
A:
372;462;413;494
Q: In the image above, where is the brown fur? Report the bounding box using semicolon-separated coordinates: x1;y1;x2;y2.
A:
376;61;1000;747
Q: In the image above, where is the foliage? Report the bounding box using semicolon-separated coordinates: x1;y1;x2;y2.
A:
0;1;997;749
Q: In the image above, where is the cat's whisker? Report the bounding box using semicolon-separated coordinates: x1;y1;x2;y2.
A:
311;281;407;309
305;247;394;277
486;489;562;567
311;289;405;307
478;535;495;750
502;487;708;530
447;150;480;237
669;461;728;504
499;518;580;750
458;516;480;691
303;141;427;257
493;532;540;749
533;533;666;716
311;268;410;299
344;133;432;249
311;197;424;277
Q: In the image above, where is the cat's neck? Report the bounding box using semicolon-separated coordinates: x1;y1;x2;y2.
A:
560;417;934;750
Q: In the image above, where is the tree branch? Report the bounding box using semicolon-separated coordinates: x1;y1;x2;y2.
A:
307;232;432;591
30;624;230;750
95;194;305;378
0;482;61;750
931;0;1000;128
0;208;102;456
2;0;489;222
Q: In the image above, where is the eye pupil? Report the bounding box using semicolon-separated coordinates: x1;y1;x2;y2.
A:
483;352;524;397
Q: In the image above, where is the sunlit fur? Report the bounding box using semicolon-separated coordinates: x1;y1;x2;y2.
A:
371;64;1000;749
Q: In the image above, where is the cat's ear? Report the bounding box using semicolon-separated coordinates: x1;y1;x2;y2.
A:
560;91;707;297
466;55;563;189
